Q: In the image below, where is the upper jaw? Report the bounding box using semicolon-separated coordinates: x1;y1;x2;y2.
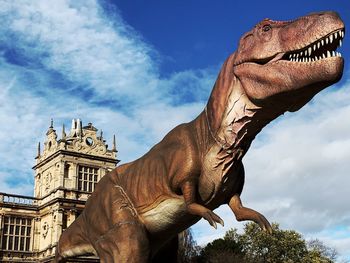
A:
236;27;345;67
281;28;345;63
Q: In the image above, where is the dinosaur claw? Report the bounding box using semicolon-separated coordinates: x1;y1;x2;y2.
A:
186;203;223;229
258;215;272;234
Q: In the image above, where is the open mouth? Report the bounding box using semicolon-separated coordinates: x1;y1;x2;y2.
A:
281;29;345;62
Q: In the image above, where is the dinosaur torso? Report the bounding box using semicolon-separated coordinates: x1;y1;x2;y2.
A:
112;73;267;243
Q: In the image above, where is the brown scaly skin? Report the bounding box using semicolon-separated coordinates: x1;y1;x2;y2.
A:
56;11;344;262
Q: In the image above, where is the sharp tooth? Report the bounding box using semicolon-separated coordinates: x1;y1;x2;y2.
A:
341;31;344;38
339;52;342;57
300;51;303;56
306;57;309;62
311;58;314;62
313;44;316;51
315;57;318;61
330;34;333;43
334;32;338;39
339;39;342;47
293;53;297;58
321;39;324;46
317;42;320;49
327;50;331;58
332;51;336;57
304;50;308;56
322;53;326;59
296;53;299;58
289;54;292;59
308;47;312;56
325;37;329;45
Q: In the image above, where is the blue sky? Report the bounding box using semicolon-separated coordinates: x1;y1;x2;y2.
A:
0;0;350;261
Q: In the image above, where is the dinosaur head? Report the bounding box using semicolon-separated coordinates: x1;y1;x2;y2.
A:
233;11;344;112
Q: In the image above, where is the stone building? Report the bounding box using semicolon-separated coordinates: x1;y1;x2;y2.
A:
0;119;119;262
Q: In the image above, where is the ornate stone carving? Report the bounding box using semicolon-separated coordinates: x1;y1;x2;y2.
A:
42;222;49;238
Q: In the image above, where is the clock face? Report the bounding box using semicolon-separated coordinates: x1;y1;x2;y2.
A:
85;137;94;146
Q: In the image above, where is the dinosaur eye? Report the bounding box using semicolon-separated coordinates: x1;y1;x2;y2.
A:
262;24;272;32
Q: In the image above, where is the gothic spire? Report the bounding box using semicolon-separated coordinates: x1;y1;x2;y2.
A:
36;142;41;159
76;119;83;140
112;134;117;152
46;118;56;136
61;123;66;140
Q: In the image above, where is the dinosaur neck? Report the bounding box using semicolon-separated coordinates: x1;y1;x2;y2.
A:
202;53;271;161
206;84;261;158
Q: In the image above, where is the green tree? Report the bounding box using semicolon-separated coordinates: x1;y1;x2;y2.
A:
239;223;308;263
198;228;247;263
198;222;339;263
178;229;201;263
303;239;337;263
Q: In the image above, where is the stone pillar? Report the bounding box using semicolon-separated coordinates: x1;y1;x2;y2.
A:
58;160;65;188
71;162;78;190
52;209;62;247
33;217;41;252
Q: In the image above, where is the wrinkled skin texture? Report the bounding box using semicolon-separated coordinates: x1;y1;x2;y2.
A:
56;12;344;263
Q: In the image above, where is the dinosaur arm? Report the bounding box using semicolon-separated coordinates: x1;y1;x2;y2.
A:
181;180;224;229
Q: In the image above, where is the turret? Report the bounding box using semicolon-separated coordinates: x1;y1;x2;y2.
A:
33;119;119;199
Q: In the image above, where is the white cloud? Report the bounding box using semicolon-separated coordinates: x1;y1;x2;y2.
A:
305;226;350;261
0;0;159;102
0;0;215;195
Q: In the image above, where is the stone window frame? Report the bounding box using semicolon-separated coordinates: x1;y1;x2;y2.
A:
77;165;99;192
1;215;32;251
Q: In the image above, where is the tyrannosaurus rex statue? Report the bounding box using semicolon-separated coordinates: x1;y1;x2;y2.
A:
56;11;344;263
